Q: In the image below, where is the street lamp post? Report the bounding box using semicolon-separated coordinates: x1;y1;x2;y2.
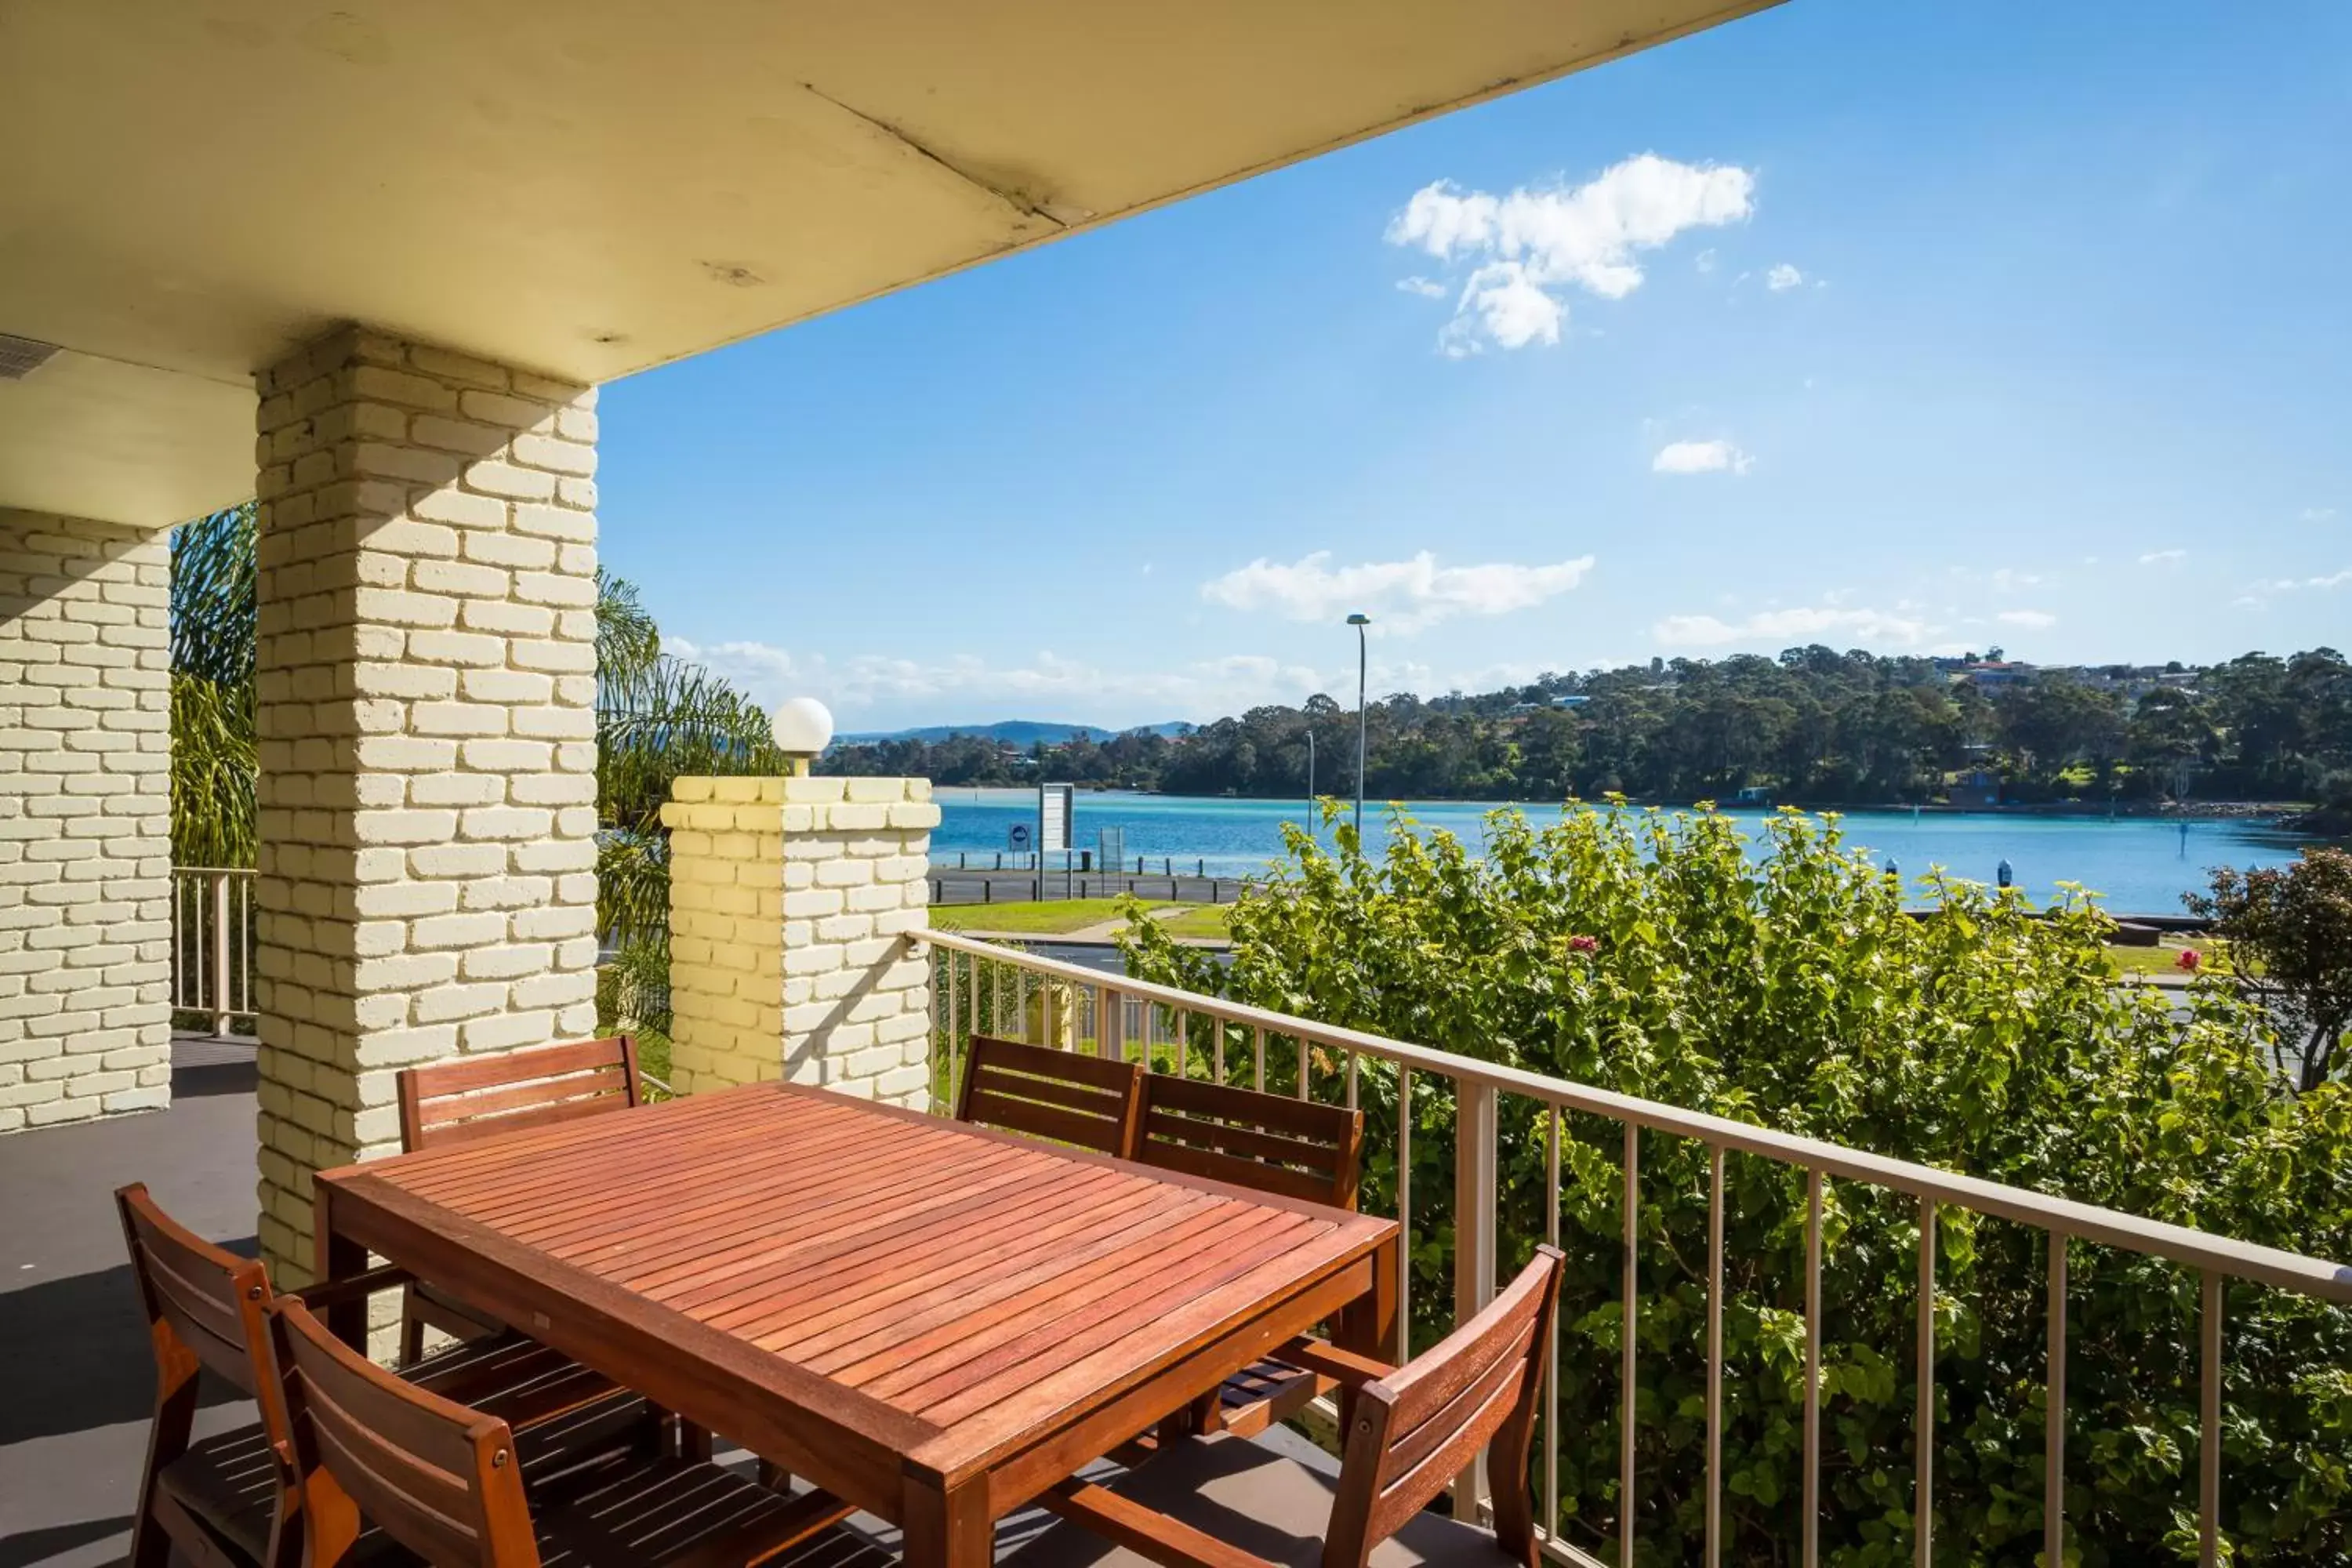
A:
1347;613;1371;840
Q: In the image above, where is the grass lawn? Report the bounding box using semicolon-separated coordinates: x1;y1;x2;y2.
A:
2104;938;2234;978
1156;904;1234;941
931;898;1165;935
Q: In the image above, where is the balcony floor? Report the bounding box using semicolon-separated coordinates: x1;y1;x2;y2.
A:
0;1042;1343;1568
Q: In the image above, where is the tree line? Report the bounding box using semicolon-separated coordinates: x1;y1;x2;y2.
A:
826;645;2352;811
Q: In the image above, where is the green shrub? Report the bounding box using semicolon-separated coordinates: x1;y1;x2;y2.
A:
1116;803;2352;1566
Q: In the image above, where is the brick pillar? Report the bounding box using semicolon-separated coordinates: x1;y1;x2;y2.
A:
662;776;935;1106
251;327;601;1283
0;511;172;1132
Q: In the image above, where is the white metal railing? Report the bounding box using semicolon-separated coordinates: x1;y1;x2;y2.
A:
913;927;2352;1568
170;866;256;1036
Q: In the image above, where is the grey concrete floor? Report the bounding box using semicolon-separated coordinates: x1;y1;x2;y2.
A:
0;1039;261;1568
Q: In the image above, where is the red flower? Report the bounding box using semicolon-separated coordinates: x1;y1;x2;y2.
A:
2176;948;2202;972
1568;935;1600;954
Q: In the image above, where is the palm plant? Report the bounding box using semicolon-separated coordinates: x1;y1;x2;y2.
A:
169;503;257;868
593;568;790;1036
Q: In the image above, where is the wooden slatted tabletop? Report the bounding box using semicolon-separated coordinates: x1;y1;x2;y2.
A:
312;1082;1398;1568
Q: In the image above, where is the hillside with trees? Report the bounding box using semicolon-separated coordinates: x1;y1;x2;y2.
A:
825;645;2352;813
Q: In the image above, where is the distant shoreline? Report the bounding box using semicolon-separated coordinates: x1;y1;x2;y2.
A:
931;784;2315;830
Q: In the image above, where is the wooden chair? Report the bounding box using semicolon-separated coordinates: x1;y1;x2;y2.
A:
1021;1247;1566;1568
269;1294;871;1568
1132;1076;1365;1439
393;1036;646;1363
955;1033;1144;1156
115;1183;637;1568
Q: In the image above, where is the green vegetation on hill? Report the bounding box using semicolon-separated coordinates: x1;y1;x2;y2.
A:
823;645;2352;811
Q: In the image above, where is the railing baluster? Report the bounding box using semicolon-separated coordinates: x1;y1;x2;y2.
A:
1298;1034;1311;1101
2045;1232;2067;1568
1707;1142;1725;1568
211;871;232;1038
1544;1105;1561;1541
1214;1017;1225;1083
2201;1270;2222;1568
1452;1080;1499;1515
1254;1025;1266;1092
1916;1197;1936;1568
927;946;945;1112
1396;1065;1412;1363
1176;1009;1189;1076
1805;1169;1823;1568
1347;1051;1359;1110
1099;985;1123;1062
1621;1122;1639;1568
950;952;964;1105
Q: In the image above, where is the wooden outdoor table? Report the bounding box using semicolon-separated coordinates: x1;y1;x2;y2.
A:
311;1081;1399;1568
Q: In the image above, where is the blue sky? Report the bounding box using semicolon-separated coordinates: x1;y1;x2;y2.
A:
599;0;2352;732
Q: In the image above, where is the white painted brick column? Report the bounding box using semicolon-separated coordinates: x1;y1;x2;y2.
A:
662;776;935;1106
251;326;601;1283
0;510;172;1132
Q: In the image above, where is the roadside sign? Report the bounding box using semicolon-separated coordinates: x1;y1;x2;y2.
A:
1098;826;1125;877
1039;783;1075;898
1008;823;1032;852
1039;783;1073;851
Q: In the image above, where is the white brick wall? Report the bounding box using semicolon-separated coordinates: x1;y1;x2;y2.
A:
251;327;600;1282
662;776;937;1105
0;510;172;1133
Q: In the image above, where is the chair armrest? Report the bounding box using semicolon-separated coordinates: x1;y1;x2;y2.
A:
287;1263;412;1310
1274;1336;1393;1388
1044;1481;1282;1568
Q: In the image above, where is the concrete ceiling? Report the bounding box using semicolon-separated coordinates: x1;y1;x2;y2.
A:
0;0;1772;528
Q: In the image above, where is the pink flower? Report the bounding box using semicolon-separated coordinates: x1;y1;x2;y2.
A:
1568;935;1600;955
2176;948;2202;972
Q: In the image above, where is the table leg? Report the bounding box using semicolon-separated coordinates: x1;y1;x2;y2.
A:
1338;1234;1401;1366
310;1185;368;1349
902;1470;991;1568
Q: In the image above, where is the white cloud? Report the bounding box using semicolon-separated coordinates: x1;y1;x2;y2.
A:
666;637;1334;726
1395;276;1447;299
1386;153;1755;353
1440;263;1563;356
1652;439;1754;476
1653;604;1936;649
1766;263;1803;291
1996;609;2058;629
2138;549;2188;565
1694;249;1719;274
2243;568;2352;598
1200;550;1595;633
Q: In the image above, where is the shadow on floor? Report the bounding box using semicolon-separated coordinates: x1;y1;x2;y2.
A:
0;1518;132;1568
0;1251;254;1446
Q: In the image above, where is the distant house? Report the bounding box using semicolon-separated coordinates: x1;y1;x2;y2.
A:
1956;660;2035;691
1551;694;1592;710
1947;768;2002;808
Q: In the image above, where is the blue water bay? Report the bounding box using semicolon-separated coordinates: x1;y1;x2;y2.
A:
927;790;2309;917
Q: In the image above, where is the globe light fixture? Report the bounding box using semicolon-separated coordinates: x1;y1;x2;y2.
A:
770;696;834;777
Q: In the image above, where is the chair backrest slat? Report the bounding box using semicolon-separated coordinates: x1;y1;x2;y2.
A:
116;1183;268;1393
1134;1076;1365;1209
1325;1247;1563;1568
399;1036;642;1152
274;1298;531;1568
955;1035;1142;1156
